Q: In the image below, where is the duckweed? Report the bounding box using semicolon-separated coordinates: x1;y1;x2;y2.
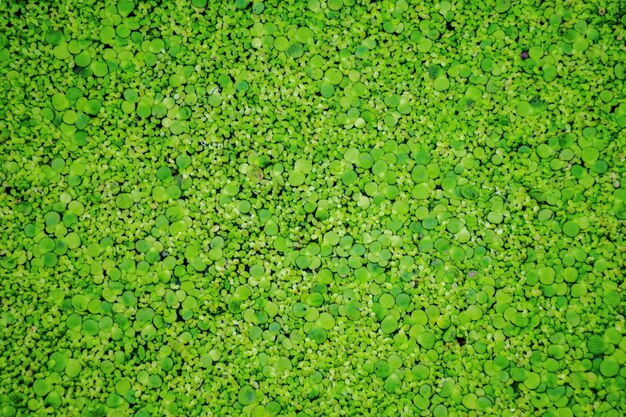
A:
1;1;624;416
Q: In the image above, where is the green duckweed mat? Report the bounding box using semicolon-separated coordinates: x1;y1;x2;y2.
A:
1;1;625;416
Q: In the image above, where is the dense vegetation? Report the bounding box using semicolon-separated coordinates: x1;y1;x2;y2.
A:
0;1;624;416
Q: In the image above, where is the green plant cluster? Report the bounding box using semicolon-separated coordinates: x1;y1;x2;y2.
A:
0;0;625;416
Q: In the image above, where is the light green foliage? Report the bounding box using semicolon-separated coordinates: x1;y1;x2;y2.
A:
0;0;625;416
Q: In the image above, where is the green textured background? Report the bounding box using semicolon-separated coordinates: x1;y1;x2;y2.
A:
0;1;625;416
